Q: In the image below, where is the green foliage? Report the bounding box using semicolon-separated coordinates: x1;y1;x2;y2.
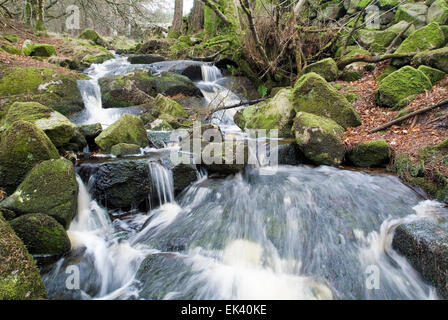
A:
257;85;268;98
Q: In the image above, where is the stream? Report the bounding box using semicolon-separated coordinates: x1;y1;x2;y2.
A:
41;55;448;300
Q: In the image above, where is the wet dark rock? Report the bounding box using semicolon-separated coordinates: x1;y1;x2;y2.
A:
276;143;306;166
180;64;202;81
127;54;166;65
172;164;199;195
392;218;448;299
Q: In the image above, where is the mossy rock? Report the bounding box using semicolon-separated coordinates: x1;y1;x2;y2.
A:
395;3;428;26
0;213;47;300
234;88;296;138
5;102;76;147
95;114;149;153
0;158;78;229
293;72;361;129
77;123;102;141
345;92;358;103
151;94;189;128
335;46;370;60
358;29;397;52
393;22;445;66
148;119;173;131
417;65;446;84
377;65;397;82
292;112;345;166
0;120;59;194
0;67;85;117
386;21;416;39
427;0;448;25
300;58;339;82
29;44;56;57
375;66;432;108
110;143;142;157
21;40;34;56
348;139;391;167
150;72;203;97
1;43;21;55
78;29;105;46
4;34;19;43
340;62;366;81
80;54;113;67
99;70;154;108
413;47;448;73
9;213;71;256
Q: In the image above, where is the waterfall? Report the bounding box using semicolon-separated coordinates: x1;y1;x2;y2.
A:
201;65;223;83
148;162;175;207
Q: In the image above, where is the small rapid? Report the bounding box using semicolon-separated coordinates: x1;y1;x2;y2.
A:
42;56;447;300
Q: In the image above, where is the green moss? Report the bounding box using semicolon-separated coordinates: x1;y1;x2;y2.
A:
375;66;432;108
0;213;47;300
395;3;429;26
78;29;102;43
5;102;76;147
292;112;345;166
345;92;358;102
153;94;188;118
110;143;142;157
0;120;59;194
395;22;445;55
0;67;55;96
9;213;71;256
1;159;78;229
293;72;362;129
348;139;391;167
418;65;446;84
427;0;448;25
300;58;339;82
394;107;412;119
377;65;397;82
413;47;448;73
95;114;149;153
4;34;19;43
234;89;296;138
29;44;56;57
1;43;21;55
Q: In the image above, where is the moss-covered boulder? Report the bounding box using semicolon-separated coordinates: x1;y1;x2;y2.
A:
9;213;71;256
0;213;47;300
0;67;85;117
412;47;448;73
1;43;21;55
417;65;446;84
150;72;203;97
0;121;59;194
99;70;154;108
375;66;432;108
151;94;189;128
394;22;445;58
377;65;397;82
21;40;56;57
300;58;339;82
95;114;149;152
1;159;78;229
4;34;19;43
385;21;416;39
358;29;397;53
77;123;103;141
78;29;105;46
395;3;428;26
234;88;296;138
127;54;166;65
292;112;345;166
5;102;76;147
292;73;361;129
348;139;391;167
427;0;448;25
110;143;142;157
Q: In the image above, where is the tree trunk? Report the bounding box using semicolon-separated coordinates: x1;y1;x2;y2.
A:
172;0;184;35
35;0;46;31
191;0;204;32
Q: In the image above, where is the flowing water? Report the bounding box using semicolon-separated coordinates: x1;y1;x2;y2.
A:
42;57;448;300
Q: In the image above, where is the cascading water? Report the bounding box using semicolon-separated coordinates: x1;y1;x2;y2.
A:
43;57;447;300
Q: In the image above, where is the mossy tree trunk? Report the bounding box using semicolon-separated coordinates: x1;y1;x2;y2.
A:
172;0;184;36
35;0;46;31
191;0;204;33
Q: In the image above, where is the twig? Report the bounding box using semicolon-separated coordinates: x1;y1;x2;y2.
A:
369;99;448;134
